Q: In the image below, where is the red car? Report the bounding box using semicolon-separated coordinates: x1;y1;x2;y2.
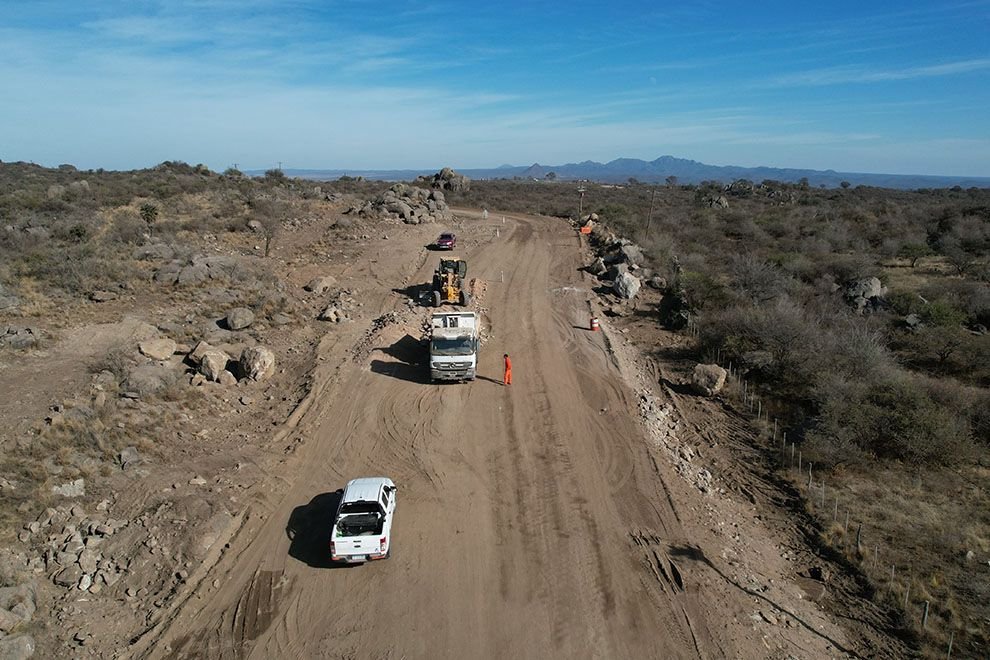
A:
435;233;456;250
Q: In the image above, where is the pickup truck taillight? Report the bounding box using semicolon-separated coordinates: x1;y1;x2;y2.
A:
380;537;387;552
329;541;336;555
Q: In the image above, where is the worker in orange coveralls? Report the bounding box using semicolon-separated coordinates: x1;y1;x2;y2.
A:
503;353;512;385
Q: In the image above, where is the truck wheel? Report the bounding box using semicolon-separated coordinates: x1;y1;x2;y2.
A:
460;291;472;306
432;291;441;307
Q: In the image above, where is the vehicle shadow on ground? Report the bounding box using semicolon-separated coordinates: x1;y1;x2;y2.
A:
286;491;353;569
475;375;503;386
392;284;430;302
667;544;863;659
370;334;433;384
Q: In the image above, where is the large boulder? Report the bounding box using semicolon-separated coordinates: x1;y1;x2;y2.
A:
588;257;606;276
426;167;470;192
52;479;85;498
691;364;727;397
0;284;20;311
844;277;887;313
239;346;275;381
304;276;337;293
125;363;176;395
199;349;232;382
225;307;254;331
138;338;177;361
613;272;641;299
0;634;35;660
619;243;645;267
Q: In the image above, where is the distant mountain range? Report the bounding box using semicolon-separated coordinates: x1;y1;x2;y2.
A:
253;155;990;190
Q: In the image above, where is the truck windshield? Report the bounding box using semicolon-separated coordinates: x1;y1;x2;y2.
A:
431;337;475;356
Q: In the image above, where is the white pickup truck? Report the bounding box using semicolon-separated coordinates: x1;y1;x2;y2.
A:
329;477;397;564
429;311;479;382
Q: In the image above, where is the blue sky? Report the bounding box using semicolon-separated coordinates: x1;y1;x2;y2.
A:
2;1;989;175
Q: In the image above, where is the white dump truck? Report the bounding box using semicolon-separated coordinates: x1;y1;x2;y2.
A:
429;311;479;382
329;477;397;564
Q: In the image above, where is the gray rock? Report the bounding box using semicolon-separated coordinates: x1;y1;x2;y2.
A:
53;566;82;588
132;244;175;261
588;257;606;276
153;262;182;284
318;306;343;323
177;263;209;286
225;307;254;330
139;338;177;361
77;549;99;574
905;313;922;329
270;313;292;326
606;263;629;281
88;290;118;303
118;446;141;470
691;364;727;397
199;349;232;382
187;340;213;365
0;634;35;660
52;479;85;498
619;243;645;266
218;370;238;387
613;272;641;299
77;573;92;591
845;276;886;302
304;276;337;293
0;608;21;633
647;275;667;290
125;363;176;395
239;346;275;381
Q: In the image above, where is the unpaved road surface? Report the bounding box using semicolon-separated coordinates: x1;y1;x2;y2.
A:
131;212;869;659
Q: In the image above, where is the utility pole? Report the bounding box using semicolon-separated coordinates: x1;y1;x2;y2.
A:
277;161;283;172
646;187;657;236
578;185;586;219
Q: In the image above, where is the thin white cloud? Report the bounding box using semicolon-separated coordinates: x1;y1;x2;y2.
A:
770;58;990;87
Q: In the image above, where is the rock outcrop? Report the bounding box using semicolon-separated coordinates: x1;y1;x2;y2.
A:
352;184;452;225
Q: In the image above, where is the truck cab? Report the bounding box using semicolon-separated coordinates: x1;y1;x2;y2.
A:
329;477;397;563
430;312;479;382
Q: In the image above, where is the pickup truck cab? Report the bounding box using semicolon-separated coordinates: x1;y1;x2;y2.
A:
329;477;397;564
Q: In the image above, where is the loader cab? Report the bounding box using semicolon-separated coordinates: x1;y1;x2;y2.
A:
438;258;467;279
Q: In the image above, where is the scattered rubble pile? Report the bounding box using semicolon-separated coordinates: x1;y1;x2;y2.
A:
580;220;651;303
347;183;452;225
638;391;714;494
317;288;359;324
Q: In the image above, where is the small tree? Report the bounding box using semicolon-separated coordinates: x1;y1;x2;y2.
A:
898;242;932;268
250;198;285;257
139;203;159;237
665;175;678;188
840;181;851;189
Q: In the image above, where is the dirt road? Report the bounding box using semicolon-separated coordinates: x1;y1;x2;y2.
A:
139;212;849;659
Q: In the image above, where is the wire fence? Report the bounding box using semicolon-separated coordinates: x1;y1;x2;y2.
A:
684;318;966;657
